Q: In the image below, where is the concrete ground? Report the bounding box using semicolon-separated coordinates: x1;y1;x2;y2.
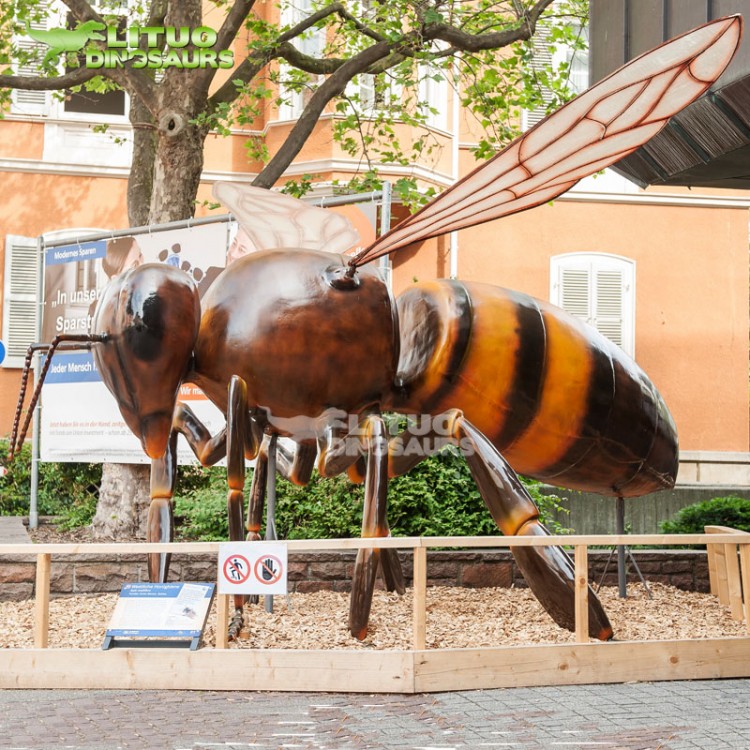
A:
1;680;749;750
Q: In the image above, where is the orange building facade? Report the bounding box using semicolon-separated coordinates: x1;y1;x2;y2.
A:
1;5;749;490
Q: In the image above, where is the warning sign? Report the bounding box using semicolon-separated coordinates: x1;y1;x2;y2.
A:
223;554;251;585
217;542;288;595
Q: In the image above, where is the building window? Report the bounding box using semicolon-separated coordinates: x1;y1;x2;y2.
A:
277;0;325;120
550;253;635;356
11;1;52;116
418;64;449;131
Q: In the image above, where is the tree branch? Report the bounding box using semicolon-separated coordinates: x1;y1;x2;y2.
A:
208;1;380;109
253;40;393;189
0;67;97;90
427;0;556;51
196;0;257;91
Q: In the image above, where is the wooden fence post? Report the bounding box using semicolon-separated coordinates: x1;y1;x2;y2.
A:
215;594;230;649
412;546;427;651
574;545;589;643
34;553;51;649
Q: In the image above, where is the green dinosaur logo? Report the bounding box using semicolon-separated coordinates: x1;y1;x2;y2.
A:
24;20;106;66
24;21;234;70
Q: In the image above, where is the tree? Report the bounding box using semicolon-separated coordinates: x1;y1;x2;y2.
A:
1;0;587;537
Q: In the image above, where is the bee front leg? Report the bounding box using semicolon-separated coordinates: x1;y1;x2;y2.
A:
148;430;178;582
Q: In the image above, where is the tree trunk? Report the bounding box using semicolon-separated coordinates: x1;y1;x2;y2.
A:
92;464;152;540
92;82;209;541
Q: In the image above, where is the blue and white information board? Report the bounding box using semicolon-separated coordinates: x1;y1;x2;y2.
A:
103;582;215;650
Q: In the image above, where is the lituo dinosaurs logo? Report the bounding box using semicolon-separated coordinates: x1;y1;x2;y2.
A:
25;21;233;70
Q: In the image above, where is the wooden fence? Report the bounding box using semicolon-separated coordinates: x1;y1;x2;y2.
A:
1;532;749;692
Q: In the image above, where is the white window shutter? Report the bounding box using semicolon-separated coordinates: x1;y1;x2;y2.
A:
551;253;635;357
593;269;625;347
419;65;448;130
2;235;40;368
277;0;324;120
559;267;590;319
12;2;51;117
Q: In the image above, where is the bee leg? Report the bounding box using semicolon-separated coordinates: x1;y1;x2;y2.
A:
319;417;404;636
350;415;389;640
243;438;316;605
147;429;178;582
246;438;268;543
450;412;613;641
226;375;250;634
388;411;612;640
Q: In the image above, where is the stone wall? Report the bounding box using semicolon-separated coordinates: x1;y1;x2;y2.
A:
0;549;710;600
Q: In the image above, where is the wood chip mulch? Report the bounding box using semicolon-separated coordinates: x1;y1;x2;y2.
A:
0;583;745;650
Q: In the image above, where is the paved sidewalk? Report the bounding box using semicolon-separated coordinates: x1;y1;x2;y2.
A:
0;517;30;544
1;679;749;750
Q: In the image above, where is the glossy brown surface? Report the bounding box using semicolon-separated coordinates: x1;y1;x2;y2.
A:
389;280;678;498
91;264;201;459
191;249;398;435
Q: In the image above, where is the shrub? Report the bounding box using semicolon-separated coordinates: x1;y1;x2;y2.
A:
0;439;102;522
174;446;572;541
660;495;750;538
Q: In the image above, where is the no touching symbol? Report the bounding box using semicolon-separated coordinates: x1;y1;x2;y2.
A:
223;554;250;584
254;555;283;585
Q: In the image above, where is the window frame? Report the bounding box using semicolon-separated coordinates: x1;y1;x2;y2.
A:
549;252;636;357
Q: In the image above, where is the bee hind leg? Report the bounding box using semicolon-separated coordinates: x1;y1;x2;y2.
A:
388;410;612;641
452;412;613;640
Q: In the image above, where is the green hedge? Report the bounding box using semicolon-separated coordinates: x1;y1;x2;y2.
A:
0;439;102;524
660;495;750;538
0;438;571;540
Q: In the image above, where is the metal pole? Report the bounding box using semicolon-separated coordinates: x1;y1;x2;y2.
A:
265;434;278;614
41;214;233;249
449;58;460;279
29;235;45;530
616;496;627;598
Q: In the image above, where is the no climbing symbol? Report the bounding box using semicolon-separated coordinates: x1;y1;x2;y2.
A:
223;554;251;585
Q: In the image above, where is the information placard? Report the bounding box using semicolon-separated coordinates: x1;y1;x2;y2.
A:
103;582;215;650
218;542;288;596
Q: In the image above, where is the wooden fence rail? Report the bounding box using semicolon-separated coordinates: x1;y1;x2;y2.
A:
1;533;750;692
2;532;750;651
706;525;750;633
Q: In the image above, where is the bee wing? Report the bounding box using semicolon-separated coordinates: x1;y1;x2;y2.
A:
352;15;742;267
212;182;361;255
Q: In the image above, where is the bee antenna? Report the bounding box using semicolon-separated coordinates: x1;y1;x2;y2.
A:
8;334;107;461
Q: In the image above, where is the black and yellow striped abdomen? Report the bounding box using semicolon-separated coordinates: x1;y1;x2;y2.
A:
388;280;678;498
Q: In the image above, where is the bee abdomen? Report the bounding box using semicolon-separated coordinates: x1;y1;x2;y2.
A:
391;280;678;498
